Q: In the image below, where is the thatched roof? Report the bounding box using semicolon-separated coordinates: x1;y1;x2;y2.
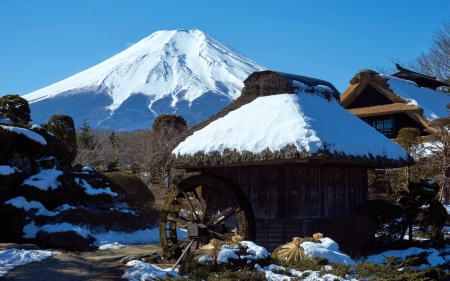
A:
341;69;450;124
171;70;410;168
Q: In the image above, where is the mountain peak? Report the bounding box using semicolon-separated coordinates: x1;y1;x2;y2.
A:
24;29;266;131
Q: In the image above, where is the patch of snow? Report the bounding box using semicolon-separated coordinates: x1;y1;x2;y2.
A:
443;205;450;215
173;93;408;161
5;196;59;216
75;178;118;196
381;74;450;121
217;245;239;263
98;242;126;250
0;117;11;123
110;207;137;215
31;124;43;130
0;248;60;277
92;228;161;246
22;168;63;190
240;241;270;260
1;125;47;145
361;247;447;267
0;165;19;176
123;260;179;281
22;222;91;239
82;166;94;172
302;238;355;264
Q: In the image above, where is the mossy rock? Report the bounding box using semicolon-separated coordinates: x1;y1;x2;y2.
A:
103;172;155;210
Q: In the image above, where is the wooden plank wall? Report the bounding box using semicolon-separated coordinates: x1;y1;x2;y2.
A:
205;163;368;220
254;218;336;251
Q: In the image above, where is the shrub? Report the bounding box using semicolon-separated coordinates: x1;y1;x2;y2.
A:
104;171;155;210
32;126;75;167
45;115;77;158
329;213;374;259
356;199;404;243
0;94;31;124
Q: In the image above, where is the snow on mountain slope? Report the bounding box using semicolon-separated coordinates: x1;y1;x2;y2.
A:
23;29;266;130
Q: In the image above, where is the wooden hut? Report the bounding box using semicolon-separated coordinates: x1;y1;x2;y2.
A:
340;66;450;139
160;70;410;256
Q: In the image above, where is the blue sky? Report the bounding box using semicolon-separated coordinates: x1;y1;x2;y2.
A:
1;0;449;96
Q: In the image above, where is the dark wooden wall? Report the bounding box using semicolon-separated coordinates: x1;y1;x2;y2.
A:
200;163;368;250
203;163;367;220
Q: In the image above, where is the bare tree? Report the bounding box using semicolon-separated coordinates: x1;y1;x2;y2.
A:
412;20;450;84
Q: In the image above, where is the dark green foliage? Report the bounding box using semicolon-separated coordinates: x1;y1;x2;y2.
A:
169;265;267;281
107;131;121;171
77;118;98;150
152;114;187;132
0;126;16;163
104;171;155;210
356;199;404;243
0;94;31;124
355;254;450;281
46;115;77;158
398;180;445;241
32;126;75;167
329;213;375;259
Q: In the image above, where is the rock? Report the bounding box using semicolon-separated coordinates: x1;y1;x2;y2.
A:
35;230;95;251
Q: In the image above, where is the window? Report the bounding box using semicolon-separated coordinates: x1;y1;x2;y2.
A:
372;116;394;138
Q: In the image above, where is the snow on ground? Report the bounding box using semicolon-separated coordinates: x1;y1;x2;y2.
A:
302;238;355;264
75;177;118;196
22;168;63;190
0;165;19;175
444;205;450;215
362;246;450;268
0;248;60;277
123;260;179;281
5;196;60;216
173;92;408;161
0;125;47;145
98;242;126;250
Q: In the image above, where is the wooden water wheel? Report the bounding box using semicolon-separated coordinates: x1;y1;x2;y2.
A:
159;175;256;264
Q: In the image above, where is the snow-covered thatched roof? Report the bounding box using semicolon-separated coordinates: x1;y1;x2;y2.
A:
341;69;450;122
172;70;410;168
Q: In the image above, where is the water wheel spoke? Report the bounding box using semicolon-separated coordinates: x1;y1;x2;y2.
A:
206;207;236;226
206;229;232;240
181;191;200;221
199;188;210;222
167;215;189;226
211;190;221;218
169;240;186;253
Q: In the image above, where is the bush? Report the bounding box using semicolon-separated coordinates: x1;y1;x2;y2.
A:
356;199;404;243
329;213;375;259
104;172;155;210
0;94;31;124
32;126;75;167
45;115;77;158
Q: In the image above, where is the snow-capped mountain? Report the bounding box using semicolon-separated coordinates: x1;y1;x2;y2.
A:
23;29;266;131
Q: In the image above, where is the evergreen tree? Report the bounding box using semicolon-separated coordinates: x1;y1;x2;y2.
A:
107;131;122;172
74;118;101;169
0;94;31;124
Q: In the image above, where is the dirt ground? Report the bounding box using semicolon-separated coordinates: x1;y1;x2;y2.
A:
1;243;163;281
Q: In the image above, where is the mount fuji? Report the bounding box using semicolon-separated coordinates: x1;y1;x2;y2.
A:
23;29;266;131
